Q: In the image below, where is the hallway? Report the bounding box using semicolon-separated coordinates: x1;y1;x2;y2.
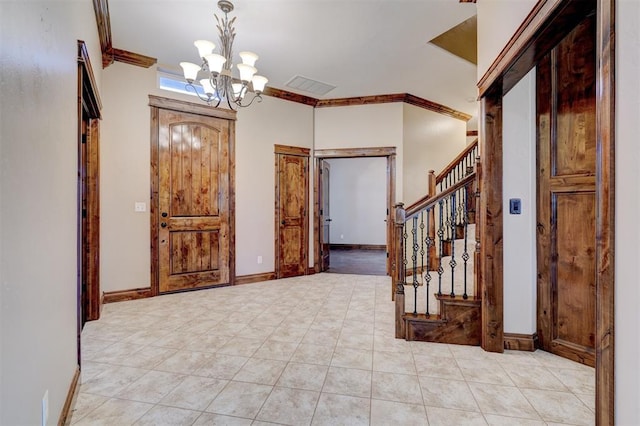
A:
71;274;594;425
326;249;387;276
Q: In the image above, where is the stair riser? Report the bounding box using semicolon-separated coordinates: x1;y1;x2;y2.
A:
404;298;481;345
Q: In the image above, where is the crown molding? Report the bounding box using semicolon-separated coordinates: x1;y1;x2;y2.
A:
92;0;157;68
262;87;318;106
112;48;157;68
313;93;471;121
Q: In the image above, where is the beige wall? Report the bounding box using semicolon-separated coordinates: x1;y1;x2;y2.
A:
0;0;102;424
476;0;538;79
502;68;536;335
326;158;387;245
100;64;314;291
314;103;404;199
402;104;467;205
101;63;156;292
478;0;640;422
615;1;640;423
235;97;314;276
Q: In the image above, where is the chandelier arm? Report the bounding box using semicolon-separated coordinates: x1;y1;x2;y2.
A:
185;82;216;105
235;92;263;108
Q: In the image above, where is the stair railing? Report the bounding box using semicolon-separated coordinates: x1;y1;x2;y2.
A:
392;150;480;340
436;139;478;193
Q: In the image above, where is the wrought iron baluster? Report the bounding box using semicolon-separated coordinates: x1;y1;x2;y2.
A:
449;192;457;297
411;216;419;315
419;211;425;306
458;186;465;227
424;207;433;316
462;182;470;299
445;197;452;241
402;223;408;296
437;200;444;296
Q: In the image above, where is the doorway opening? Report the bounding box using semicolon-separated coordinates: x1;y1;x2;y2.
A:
314;147;396;276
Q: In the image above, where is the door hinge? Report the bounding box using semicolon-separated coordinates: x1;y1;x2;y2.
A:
81;133;87;144
386;252;389;258
320;208;323;215
386;208;389;215
82;208;87;218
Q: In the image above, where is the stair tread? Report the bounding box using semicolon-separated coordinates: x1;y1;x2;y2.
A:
403;313;444;322
434;294;481;303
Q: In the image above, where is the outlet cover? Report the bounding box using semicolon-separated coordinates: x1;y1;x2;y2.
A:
257;256;263;264
134;202;147;212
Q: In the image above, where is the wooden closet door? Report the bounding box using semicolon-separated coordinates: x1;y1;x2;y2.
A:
275;145;309;278
157;107;232;293
536;15;596;366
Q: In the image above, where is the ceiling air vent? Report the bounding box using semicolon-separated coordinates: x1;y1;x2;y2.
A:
285;75;336;96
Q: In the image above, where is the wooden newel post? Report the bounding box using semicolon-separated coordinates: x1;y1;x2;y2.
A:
393;203;406;339
427;170;436;197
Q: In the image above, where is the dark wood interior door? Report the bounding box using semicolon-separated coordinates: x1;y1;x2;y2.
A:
321;160;331;271
157;108;232;293
275;145;309;278
536;14;596;367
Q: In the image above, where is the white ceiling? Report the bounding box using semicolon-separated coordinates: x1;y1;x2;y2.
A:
109;0;478;115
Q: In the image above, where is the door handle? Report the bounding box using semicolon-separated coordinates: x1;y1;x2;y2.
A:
326;218;332;222
281;220;286;225
161;212;168;218
161;222;167;228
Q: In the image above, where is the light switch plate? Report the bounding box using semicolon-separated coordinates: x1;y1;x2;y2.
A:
509;198;522;215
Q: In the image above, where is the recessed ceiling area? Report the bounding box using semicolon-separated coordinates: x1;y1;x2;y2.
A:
107;0;478;116
429;15;477;65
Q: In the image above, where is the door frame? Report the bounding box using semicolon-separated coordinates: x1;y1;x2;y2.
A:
477;0;614;423
313;147;396;274
77;41;102;337
320;159;331;271
274;144;311;278
149;95;237;295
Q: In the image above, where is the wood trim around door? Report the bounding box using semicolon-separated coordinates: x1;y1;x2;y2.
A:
77;40;102;329
595;0;615;423
313;147;396;275
477;0;614;423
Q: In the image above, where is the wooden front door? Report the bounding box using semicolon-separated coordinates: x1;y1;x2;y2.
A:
536;14;596;366
275;145;309;278
320;160;331;271
153;99;235;293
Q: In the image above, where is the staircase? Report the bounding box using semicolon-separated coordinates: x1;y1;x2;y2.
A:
392;140;481;345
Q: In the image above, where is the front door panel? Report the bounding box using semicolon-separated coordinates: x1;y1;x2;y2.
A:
158;109;231;292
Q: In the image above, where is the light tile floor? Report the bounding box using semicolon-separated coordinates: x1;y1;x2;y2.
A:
69;274;595;425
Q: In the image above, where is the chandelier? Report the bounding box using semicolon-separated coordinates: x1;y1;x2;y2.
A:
180;0;268;109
